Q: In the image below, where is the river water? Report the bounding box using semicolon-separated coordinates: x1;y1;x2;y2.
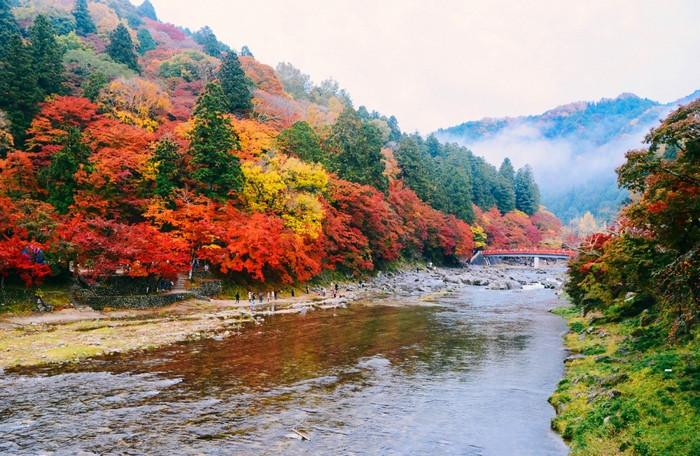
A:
0;286;569;455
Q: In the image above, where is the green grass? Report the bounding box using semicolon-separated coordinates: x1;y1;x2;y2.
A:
0;283;72;314
551;308;700;455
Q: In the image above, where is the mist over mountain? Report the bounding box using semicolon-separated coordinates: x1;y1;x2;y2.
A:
436;90;700;222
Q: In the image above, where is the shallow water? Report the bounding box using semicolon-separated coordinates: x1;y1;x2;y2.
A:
0;287;569;455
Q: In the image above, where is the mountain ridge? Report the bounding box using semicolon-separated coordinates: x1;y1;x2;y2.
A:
435;89;700;223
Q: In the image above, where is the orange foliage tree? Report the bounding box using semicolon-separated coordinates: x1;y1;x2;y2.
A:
58;216;189;281
0;196;52;286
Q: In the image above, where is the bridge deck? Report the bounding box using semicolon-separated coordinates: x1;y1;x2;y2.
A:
470;249;576;265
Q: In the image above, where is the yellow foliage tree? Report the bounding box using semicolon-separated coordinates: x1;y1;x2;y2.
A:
241;155;328;238
282;192;324;237
88;3;121;36
471;225;488;250
574;211;600;237
98;77;172;131
230;118;278;159
240;161;286;212
0;110;14;153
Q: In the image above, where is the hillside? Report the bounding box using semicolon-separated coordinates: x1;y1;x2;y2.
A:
0;0;561;299
437;90;700;223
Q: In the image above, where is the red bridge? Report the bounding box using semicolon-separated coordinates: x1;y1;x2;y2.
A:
470;248;576;265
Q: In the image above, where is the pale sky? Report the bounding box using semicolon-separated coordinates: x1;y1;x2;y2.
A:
138;0;700;134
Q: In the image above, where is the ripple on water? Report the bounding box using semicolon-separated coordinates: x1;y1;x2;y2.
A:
2;288;569;455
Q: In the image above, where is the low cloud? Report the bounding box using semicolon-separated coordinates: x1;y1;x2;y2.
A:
438;115;667;195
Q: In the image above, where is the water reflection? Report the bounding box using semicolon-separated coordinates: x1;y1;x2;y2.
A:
1;288;569;455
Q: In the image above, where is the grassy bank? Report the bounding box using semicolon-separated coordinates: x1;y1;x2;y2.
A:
0;283;72;314
550;306;700;455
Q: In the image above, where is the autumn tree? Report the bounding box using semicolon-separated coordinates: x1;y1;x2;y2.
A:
0;195;51;287
27;96;99;166
97;77;171;131
330;178;403;263
616;100;700;328
107;24;140;72
0;110;13;155
189;82;243;199
328;108;388;192
218;51;252;116
514;165;540;215
59;217;189;281
72;0;97;36
319;200;372;273
202;209;323;284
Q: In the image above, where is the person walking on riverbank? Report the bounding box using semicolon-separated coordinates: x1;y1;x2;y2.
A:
235;292;240;304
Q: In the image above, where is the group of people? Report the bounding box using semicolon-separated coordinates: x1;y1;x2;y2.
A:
231;282;342;315
231;290;281;314
319;283;340;298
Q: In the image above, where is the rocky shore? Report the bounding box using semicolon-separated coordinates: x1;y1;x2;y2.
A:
0;264;566;369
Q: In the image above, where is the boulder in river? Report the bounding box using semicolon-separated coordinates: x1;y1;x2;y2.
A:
505;280;522;290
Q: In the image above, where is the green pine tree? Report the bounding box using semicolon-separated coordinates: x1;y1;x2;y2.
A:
396;135;436;202
137;0;157;21
194;26;225;57
514;165;541;215
499;157;515;183
83;71;107;101
72;0;96;36
426;134;441;157
218;51;252;116
438;147;474;222
494;177;516;213
151;137;181;197
107;24;139;72
31;15;64;98
41;127;90;213
495;157;516;213
387;115;401;142
0;0;40;148
189;82;243;199
136;28;156;54
328;107;388;192
277;121;325;163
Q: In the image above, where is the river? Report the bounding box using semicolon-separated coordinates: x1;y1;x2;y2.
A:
0;284;569;455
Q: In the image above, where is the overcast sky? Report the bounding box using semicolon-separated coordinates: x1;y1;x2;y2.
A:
137;0;700;134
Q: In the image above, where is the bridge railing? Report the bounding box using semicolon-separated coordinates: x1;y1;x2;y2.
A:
480;248;576;257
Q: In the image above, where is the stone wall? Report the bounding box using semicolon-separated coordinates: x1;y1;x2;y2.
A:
75;292;194;310
73;280;222;310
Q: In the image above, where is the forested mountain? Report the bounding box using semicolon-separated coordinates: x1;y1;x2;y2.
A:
0;0;558;289
437;91;700;223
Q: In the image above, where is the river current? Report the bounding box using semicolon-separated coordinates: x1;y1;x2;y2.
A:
0;286;569;455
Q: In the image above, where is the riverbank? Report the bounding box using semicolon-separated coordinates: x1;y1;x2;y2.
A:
550;307;700;455
0;265;564;369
